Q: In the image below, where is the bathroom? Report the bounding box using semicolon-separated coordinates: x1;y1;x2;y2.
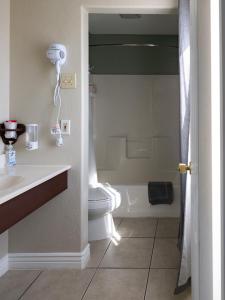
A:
86;12;191;298
0;0;223;299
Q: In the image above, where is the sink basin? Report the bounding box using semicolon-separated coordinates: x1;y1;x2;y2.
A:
0;176;24;191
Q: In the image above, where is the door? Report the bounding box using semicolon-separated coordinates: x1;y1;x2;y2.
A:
191;0;223;299
189;0;199;298
177;0;199;297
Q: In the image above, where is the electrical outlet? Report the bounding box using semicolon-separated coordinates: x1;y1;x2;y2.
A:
51;125;61;135
60;120;71;135
60;73;76;89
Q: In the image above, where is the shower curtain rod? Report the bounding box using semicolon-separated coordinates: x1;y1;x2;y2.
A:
89;43;178;49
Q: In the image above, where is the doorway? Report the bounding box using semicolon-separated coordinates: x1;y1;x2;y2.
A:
84;8;192;299
81;1;224;299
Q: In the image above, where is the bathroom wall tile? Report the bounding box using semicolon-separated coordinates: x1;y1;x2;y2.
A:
87;239;111;268
151;238;180;268
94;75;180;185
118;218;157;237
93;75;180;186
127;139;152;159
152;76;180;137
21;269;95;300
156;218;180;238
0;270;41;300
145;269;192;300
83;269;148;300
100;238;154;268
94;75;153;139
152;137;179;172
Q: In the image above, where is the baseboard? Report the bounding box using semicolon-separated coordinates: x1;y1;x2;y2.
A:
8;244;90;270
0;255;8;277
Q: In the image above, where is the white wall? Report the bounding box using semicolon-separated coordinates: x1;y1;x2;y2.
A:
9;0;88;254
0;0;10;265
0;0;10;154
9;0;178;255
94;75;180;185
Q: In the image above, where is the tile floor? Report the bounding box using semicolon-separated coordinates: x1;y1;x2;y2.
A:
0;218;192;300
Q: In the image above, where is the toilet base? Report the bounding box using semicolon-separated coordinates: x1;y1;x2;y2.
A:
88;213;116;241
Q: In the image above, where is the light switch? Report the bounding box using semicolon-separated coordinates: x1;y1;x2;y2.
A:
60;73;76;89
60;120;71;135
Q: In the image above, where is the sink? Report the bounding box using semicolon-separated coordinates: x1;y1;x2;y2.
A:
0;176;24;191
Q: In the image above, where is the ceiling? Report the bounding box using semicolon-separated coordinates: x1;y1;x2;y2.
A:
89;14;178;35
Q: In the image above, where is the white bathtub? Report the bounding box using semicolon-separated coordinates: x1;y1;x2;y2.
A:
112;184;180;218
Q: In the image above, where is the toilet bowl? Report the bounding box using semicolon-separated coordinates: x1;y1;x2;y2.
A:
88;185;121;241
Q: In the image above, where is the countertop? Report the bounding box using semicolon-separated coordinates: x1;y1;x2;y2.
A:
0;164;71;205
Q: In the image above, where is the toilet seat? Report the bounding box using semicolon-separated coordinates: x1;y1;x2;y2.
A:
88;187;118;215
88;186;120;211
89;187;111;201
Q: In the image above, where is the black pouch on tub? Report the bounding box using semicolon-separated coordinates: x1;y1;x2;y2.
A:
148;182;173;205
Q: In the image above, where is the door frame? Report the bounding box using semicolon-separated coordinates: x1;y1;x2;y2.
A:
209;0;224;299
189;0;199;298
80;2;224;300
190;0;224;299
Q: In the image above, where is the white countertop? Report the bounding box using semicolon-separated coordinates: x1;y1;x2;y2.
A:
0;164;71;205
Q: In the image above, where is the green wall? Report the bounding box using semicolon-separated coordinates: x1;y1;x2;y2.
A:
89;34;179;75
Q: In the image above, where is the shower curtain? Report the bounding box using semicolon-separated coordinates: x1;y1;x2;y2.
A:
89;75;98;187
175;0;191;293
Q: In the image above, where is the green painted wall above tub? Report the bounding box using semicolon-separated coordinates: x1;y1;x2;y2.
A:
89;34;179;75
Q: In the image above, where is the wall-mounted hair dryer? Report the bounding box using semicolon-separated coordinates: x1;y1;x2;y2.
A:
47;43;67;146
47;43;67;79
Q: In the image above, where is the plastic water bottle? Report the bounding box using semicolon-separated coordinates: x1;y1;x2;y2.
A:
6;143;16;166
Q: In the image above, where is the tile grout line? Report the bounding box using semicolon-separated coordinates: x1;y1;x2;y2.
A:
144;218;159;300
116;217;124;228
87;266;179;270
114;236;177;239
80;242;109;300
17;270;43;300
81;268;98;300
91;267;151;270
81;219;122;300
96;218;124;269
97;239;112;268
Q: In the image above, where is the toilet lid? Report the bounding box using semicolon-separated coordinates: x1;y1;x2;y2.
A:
89;187;111;201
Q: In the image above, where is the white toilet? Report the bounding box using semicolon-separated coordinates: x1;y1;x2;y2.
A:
88;184;121;241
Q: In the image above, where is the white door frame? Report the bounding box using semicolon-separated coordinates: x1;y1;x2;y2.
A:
195;0;224;299
209;0;224;299
190;0;199;298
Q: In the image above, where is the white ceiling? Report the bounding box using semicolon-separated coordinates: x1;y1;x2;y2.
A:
89;14;178;35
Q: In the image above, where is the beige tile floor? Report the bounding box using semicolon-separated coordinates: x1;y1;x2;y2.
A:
0;218;192;300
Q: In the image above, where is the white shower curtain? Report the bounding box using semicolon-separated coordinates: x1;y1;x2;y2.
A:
89;75;98;187
175;0;191;293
